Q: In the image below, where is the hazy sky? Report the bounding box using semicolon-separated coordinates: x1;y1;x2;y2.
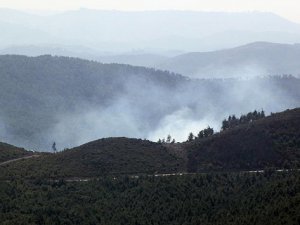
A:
1;0;300;23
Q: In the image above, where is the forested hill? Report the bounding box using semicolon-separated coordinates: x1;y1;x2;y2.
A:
1;108;299;179
0;55;185;150
0;137;184;179
0;142;31;163
187;108;300;172
0;55;300;151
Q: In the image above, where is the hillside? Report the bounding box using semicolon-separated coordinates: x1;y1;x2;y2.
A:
0;142;31;163
0;46;169;68
1;108;300;179
157;42;300;78
1;55;300;150
0;55;189;150
1;172;299;225
1;109;300;224
0;138;184;179
187;108;300;172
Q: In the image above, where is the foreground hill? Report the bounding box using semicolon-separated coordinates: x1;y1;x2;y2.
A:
0;142;31;163
0;138;184;179
158;42;300;78
187;108;300;172
1;108;300;179
1;55;300;150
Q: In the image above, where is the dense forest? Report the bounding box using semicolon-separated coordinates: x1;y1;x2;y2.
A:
0;171;299;225
187;108;300;172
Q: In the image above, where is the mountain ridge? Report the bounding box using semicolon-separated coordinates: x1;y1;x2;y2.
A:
157;42;300;78
1;9;300;51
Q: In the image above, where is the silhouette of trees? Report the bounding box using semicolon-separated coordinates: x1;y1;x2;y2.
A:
158;135;176;144
166;135;172;143
188;132;195;142
222;110;266;131
52;142;57;153
197;127;213;139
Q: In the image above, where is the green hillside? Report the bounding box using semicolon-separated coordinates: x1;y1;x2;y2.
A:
1;171;299;225
1;108;300;224
0;138;184;179
1;108;300;180
0;142;31;163
187;108;300;172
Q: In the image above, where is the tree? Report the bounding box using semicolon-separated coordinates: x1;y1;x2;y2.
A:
198;130;204;139
221;119;229;131
188;132;194;142
203;126;214;137
52;142;57;154
166;135;172;143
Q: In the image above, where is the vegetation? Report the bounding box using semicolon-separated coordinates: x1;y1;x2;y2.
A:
0;138;184;179
1;55;300;151
0;108;299;224
222;110;265;131
1;108;300;179
0;142;31;163
187;108;300;172
197;127;214;139
0;171;299;225
0;55;185;150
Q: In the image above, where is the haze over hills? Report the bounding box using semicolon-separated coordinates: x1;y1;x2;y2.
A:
0;55;300;151
1;9;300;52
1;3;300;225
157;42;300;78
0;45;170;68
2;42;300;78
1;108;299;179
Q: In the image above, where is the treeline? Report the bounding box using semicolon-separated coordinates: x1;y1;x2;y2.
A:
1;171;299;225
158;135;176;144
158;126;215;143
222;110;265;130
187;127;214;142
186;110;265;142
158;110;267;143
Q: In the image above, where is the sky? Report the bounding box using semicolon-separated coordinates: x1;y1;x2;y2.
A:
1;0;300;23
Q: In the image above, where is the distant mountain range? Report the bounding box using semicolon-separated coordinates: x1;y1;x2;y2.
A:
0;45;169;67
2;42;300;79
157;42;300;78
1;9;300;52
0;55;299;150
